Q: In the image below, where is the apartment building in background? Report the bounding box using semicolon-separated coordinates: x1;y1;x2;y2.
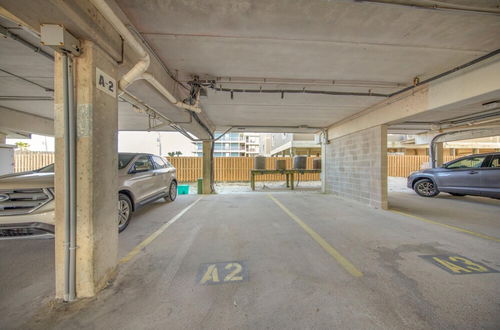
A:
195;132;261;157
260;133;321;157
388;135;500;156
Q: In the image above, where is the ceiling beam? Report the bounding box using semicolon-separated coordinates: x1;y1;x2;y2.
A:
327;56;500;139
0;106;53;136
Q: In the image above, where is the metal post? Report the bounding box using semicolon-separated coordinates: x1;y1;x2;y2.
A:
67;55;76;302
62;52;76;302
62;53;70;302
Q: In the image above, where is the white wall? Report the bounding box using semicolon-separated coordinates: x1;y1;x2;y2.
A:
6;134;54;151
118;131;197;157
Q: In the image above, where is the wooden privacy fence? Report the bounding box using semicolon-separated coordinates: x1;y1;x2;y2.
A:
167;157;321;182
387;155;458;177
13;152;461;180
14;151;55;172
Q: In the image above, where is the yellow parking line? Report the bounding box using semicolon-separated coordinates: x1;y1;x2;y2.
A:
268;194;363;278
119;197;203;264
390;209;500;243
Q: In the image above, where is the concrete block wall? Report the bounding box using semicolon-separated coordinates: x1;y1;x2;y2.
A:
324;125;388;209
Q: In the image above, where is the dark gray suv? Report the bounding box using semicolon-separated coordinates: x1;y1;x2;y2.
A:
407;153;500;198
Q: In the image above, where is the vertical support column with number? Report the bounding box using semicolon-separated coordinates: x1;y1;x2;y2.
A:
54;40;118;299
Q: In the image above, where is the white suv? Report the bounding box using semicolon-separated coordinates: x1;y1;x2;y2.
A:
0;153;177;239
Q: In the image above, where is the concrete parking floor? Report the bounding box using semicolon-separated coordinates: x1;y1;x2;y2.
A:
0;196;199;330
1;191;497;330
390;192;500;239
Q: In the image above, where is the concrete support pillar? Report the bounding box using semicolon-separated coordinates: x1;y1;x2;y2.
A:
202;140;213;194
0;133;6;144
54;40;118;299
435;142;444;167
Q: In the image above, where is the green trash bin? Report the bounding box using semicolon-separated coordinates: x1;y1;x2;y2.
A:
197;178;203;194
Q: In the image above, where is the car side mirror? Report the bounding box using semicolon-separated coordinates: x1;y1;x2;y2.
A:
131;163;149;173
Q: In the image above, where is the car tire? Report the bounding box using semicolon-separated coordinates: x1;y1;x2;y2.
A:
118;193;133;232
165;181;177;202
449;193;465;196
414;179;440;197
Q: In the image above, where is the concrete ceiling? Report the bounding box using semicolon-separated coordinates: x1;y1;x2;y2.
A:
389;97;500;134
1;0;500;136
0;15;174;135
116;0;500;132
0;16;54;121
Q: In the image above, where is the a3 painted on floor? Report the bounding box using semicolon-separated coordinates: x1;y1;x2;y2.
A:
420;255;498;275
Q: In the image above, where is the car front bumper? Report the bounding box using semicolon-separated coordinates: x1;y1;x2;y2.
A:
0;221;54;239
0;208;55;240
407;175;414;189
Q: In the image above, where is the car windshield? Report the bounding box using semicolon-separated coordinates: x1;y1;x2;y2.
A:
37;164;54;173
119;154;136;169
446;156;486;169
37;155;136;172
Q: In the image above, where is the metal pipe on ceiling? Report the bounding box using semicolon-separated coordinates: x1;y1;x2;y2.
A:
0;25;54;61
0;68;53;92
357;0;500;15
230;124;324;131
212;77;406;89
0;96;53;100
209;86;389;98
389;48;500;98
392;111;500;131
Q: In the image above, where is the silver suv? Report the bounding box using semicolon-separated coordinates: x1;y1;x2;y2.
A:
407;152;500;198
0;153;177;238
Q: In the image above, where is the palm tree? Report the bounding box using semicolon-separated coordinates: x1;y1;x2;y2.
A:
15;142;30;150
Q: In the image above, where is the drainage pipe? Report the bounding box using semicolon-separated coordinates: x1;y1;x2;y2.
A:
89;0;201;114
142;73;201;113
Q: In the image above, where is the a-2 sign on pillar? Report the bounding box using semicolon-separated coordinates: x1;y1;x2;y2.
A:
96;67;116;98
197;261;248;285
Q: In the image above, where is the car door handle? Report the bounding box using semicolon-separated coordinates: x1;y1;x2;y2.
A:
469;171;478;174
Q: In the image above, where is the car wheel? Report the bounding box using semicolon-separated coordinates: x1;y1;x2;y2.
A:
165;181;177;202
449;193;465;196
118;193;132;232
414;179;440;197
